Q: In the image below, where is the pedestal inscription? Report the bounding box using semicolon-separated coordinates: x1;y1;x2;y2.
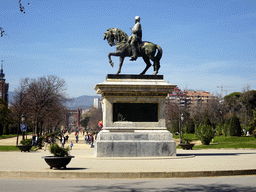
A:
94;75;177;157
113;103;158;122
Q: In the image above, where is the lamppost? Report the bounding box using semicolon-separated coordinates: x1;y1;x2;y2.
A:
179;113;184;144
21;114;25;140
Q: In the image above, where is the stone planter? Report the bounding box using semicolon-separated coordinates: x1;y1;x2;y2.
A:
179;143;195;150
42;156;74;169
16;145;33;152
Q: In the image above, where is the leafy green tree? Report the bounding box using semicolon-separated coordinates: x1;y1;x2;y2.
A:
224;92;242;116
184;119;195;133
230;115;242;136
239;90;256;126
204;117;212;126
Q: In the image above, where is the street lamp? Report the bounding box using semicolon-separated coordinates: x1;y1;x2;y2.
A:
21;114;25;123
21;114;25;140
179;113;184;144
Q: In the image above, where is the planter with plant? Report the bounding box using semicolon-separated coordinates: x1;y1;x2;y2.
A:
42;143;74;169
16;139;33;152
179;137;195;150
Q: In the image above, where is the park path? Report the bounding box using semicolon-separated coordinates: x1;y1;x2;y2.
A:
0;132;92;150
0;135;27;146
0;132;202;148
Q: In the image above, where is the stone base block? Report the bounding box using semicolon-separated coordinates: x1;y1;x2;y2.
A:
95;140;176;157
94;131;176;157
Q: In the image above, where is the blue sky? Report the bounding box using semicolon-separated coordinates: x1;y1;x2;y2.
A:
0;0;255;97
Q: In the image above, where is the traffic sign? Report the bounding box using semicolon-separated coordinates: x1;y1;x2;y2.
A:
21;124;27;132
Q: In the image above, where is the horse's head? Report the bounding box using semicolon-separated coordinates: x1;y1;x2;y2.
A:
104;29;115;47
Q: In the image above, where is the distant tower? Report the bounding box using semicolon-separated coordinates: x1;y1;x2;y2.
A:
0;60;9;104
94;98;102;109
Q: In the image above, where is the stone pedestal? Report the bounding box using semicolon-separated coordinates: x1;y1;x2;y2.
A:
94;75;176;157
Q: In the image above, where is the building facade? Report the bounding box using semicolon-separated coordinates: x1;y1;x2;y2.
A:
168;87;188;107
186;89;215;106
0;63;9;104
167;87;215;107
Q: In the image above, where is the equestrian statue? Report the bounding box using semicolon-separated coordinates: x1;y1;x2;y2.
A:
103;16;163;75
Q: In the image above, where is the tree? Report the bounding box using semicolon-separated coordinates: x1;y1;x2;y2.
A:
248;118;256;134
165;99;188;133
86;107;103;132
224;92;242;116
184;118;195;133
239;90;256;126
204;117;212;126
165;100;179;133
0;98;11;136
230;115;242;136
11;75;69;136
80;115;90;129
1;1;28;37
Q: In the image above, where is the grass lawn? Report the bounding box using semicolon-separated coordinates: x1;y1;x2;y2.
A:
0;145;38;151
0;134;18;140
174;133;256;149
0;146;20;151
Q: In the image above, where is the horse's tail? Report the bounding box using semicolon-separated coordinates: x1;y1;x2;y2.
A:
155;45;162;60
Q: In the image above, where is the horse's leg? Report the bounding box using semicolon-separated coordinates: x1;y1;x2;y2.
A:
108;52;116;67
117;56;124;74
108;51;123;68
140;56;152;75
149;53;160;75
152;59;160;75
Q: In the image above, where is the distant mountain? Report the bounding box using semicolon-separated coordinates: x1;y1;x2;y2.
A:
8;91;100;110
65;95;101;110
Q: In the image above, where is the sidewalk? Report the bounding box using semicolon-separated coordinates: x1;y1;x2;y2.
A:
0;134;256;179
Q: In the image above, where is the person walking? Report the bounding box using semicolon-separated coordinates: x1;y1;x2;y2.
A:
75;134;79;143
69;141;73;150
61;135;65;148
31;134;36;146
35;134;38;147
90;134;94;148
43;134;49;151
65;135;69;143
84;134;88;144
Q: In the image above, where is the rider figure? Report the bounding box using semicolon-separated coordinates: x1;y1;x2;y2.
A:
128;16;142;61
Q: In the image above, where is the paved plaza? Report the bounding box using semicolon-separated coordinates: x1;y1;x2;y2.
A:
0;133;256;179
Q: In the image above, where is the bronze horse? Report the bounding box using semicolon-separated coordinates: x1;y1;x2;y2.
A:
103;28;162;75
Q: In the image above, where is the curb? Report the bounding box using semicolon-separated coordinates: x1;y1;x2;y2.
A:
1;169;256;179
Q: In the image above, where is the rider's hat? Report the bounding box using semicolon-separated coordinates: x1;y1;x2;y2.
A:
135;16;140;21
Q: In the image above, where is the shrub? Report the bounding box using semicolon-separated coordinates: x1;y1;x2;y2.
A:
182;136;192;144
216;122;223;135
185;120;195;133
195;124;215;145
49;143;69;157
230;115;242;136
216;122;229;136
248;118;256;134
223;124;229;137
20;139;32;146
204;117;212;126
